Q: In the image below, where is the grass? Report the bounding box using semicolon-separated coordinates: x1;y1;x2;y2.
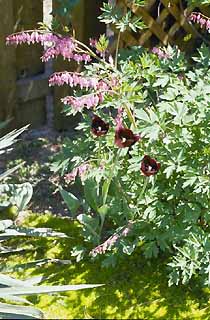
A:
1;212;210;319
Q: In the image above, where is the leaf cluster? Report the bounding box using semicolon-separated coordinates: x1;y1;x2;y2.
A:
99;2;145;32
54;44;210;285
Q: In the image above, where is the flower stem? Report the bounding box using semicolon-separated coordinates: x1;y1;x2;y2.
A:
99;150;121;240
75;39;99;58
102;150;121;205
97;139;102;165
117;178;131;204
115;32;121;68
139;177;148;200
124;104;137;129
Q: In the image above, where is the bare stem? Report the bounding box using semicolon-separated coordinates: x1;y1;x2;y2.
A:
124;104;137;129
115;32;121;68
139;177;148;200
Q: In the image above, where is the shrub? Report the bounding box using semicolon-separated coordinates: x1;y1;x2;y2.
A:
6;1;210;286
0;125;103;318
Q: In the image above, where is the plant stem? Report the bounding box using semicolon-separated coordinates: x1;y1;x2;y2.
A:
139;177;148;200
124;104;137;129
115;32;121;68
103;150;121;205
97;139;102;165
75;39;114;68
75;39;99;58
99;151;121;240
117;179;131;203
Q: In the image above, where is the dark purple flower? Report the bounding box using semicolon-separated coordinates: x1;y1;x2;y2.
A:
91;115;109;137
115;123;140;148
140;155;161;177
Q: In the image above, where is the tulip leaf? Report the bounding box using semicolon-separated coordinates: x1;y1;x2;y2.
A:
84;179;98;211
0;284;104;297
0;302;43;319
59;187;80;216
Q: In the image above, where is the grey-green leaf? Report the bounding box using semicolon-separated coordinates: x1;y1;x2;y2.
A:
59;187;80;216
0;284;104;296
0;302;43;319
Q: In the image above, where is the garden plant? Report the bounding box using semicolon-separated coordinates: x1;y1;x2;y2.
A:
6;0;210;292
0;123;103;319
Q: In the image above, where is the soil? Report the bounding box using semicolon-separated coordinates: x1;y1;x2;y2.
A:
0;126;74;216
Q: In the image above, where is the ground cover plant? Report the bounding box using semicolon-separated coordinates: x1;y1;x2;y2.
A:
6;0;210;292
0;126;102;319
3;212;210;319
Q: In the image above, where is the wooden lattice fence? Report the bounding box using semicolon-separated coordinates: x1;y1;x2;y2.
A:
0;0;105;132
116;0;209;50
0;0;209;132
0;0;46;131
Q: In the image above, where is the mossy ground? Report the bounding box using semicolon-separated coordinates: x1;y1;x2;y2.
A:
2;212;210;319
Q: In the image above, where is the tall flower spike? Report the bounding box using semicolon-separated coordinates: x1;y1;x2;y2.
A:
91;115;109;137
140;155;160;177
6;31;58;46
6;31;91;63
62;93;101;111
49;72;106;90
189;12;210;32
114;108;140;148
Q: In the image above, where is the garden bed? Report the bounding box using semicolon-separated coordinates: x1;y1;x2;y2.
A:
2;212;210;319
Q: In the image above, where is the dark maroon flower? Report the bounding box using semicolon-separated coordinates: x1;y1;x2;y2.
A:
91;115;109;137
140;155;161;177
115;123;140;148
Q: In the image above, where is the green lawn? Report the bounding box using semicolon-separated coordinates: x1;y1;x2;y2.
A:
2;213;210;319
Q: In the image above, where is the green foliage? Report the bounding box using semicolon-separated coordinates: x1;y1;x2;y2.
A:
59;187;80;217
0;125;32;215
0;183;33;212
168;233;210;286
0;215;103;318
7;0;210;290
187;0;210;6
0;126;28;157
95;34;109;54
132;0;145;5
0;272;102;319
99;2;145;32
0;126;102;318
2;213;210;319
53;43;210;286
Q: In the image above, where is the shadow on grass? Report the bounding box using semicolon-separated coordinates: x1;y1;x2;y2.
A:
3;213;210;319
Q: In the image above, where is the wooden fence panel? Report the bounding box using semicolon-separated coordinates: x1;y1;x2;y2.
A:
13;0;44;79
0;0;49;131
13;0;47;129
0;1;209;133
0;0;106;132
0;0;16;125
115;0;201;50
